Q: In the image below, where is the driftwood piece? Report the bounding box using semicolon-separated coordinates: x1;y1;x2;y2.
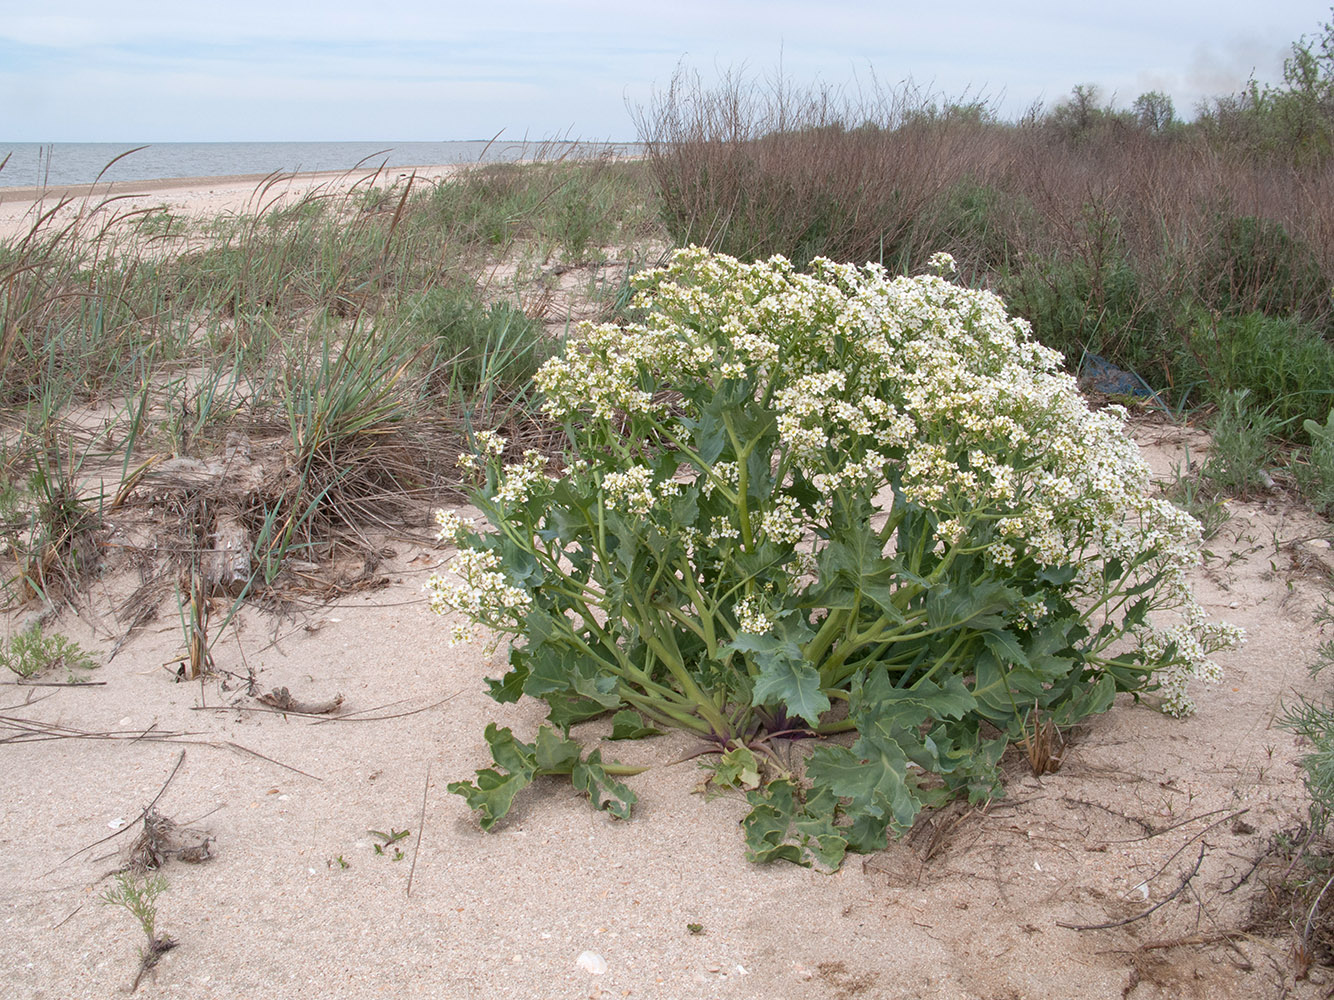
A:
255;686;345;716
128;808;215;873
202;514;251;596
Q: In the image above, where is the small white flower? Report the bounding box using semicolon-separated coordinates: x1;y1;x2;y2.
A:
927;251;957;275
433;508;474;545
735;596;774;634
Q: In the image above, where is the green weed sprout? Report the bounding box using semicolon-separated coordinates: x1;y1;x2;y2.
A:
0;626;98;680
431;247;1242;866
100;873;176;990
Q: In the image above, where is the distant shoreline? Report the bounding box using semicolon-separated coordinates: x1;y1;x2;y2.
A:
0;164;455;200
0;164;466;240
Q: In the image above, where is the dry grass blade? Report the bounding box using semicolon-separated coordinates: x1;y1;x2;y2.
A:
1019;703;1064;776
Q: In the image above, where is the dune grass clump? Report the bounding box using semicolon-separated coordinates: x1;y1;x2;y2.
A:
435;247;1241;866
0;153;666;611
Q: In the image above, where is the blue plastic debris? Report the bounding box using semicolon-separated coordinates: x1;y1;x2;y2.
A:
1079;353;1153;398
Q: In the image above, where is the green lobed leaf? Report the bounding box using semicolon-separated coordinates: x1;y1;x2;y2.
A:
448;770;534;831
708;744;762;791
485;650;530;704
748;652;830;728
925;579;1017;632
483;724;537;775
453;724;640;829
571;750;638;820
807;739;919;835
742;779;809;866
543;694;614;732
791;785;849;870
534;725;583;772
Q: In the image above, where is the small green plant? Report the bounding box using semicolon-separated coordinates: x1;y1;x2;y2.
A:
0;626;98;680
433;248;1240;867
1183;312;1334;432
1200;389;1285;498
686;922;704;935
369;827;411;860
100;872;176;992
1200;214;1328;321
1302;409;1334;515
411;285;549;402
1161;445;1230;542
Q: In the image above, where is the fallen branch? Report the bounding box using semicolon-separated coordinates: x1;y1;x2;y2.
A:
1105;805;1236;845
1139;929;1250;951
255;686;344;716
1057;844;1206;931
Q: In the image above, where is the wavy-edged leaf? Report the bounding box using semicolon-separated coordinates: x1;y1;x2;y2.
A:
742;779;808;865
534;725;582;772
571;750;637;820
750;654;830;727
447;769;534;831
483;723;536;775
791;785;849;870
925;579;1016;632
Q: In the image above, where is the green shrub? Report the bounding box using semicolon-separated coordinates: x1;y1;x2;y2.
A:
0;626;98;680
411;286;549;398
1300;409;1334;514
929;179;1021;275
1003;253;1168;378
1200;389;1286;498
1182;312;1334;433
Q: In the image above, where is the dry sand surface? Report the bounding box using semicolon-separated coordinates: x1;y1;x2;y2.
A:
0;165;463;242
1;417;1332;999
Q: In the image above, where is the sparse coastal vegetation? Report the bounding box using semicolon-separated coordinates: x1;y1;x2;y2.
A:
4;10;1334;998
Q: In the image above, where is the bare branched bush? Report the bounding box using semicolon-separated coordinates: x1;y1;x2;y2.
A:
635;67;1334;403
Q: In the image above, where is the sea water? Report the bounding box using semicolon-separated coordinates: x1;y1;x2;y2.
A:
0;140;641;188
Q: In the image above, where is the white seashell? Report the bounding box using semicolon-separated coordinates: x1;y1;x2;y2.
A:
576;951;608;975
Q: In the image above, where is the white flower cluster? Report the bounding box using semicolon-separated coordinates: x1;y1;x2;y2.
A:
434;508;475;545
457;430;507;472
735;596;775;634
757;493;806;545
602;467;653;514
448;246;1240;713
425;547;532;646
495;450;550;505
927;251;957;275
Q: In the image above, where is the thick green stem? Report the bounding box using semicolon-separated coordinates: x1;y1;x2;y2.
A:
619;689;713;734
724;413;756;550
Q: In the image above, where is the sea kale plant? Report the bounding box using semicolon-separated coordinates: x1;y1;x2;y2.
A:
430;247;1241;867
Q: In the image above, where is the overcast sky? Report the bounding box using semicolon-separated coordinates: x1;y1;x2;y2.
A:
0;1;1326;142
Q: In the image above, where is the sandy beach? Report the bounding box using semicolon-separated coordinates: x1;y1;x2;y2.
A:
0;162;1330;999
0;412;1328;999
0;164;463;241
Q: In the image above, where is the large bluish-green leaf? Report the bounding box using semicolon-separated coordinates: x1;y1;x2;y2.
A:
925;579;1016;632
451;724;639;830
742;779;809;865
732;633;830;727
447;768;534;832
